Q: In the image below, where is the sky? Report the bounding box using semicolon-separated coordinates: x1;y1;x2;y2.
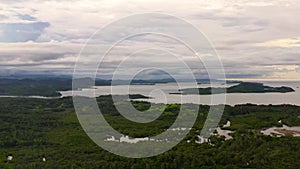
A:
0;0;300;81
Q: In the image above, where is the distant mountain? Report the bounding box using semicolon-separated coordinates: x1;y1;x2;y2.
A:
0;77;175;97
0;74;242;97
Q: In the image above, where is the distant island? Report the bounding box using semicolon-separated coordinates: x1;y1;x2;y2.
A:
172;82;295;95
0;76;296;97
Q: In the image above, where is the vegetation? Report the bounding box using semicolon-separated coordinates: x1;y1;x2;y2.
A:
0;78;71;97
176;82;295;95
0;96;300;168
0;78;174;97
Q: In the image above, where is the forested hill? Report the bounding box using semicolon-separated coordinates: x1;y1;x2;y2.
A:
0;78;72;97
0;77;176;97
177;82;295;95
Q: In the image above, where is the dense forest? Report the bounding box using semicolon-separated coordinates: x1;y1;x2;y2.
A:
0;96;300;168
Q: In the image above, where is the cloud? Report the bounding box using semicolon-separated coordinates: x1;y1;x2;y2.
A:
0;14;8;20
261;65;299;71
0;0;300;80
18;14;36;21
0;22;50;42
191;13;269;32
257;37;300;48
0;41;80;70
269;71;300;80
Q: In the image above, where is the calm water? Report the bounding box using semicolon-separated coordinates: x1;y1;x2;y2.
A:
60;81;300;106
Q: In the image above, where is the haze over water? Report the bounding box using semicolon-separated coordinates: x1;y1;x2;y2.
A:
61;81;300;106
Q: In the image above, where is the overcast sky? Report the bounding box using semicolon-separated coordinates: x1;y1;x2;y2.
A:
0;0;300;80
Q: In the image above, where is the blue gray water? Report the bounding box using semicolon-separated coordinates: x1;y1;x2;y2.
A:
60;81;300;106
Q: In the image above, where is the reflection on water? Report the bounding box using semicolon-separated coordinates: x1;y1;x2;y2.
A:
61;81;300;106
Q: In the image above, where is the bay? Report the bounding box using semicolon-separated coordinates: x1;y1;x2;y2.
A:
60;81;300;106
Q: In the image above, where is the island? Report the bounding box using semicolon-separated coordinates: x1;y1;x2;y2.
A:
172;82;295;95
